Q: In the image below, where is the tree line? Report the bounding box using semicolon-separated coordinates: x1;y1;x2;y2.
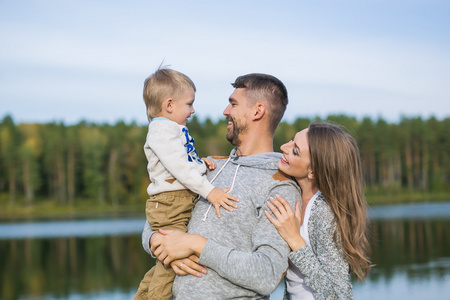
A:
0;114;448;207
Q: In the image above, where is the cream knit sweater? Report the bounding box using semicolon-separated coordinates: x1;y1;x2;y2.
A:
144;118;214;198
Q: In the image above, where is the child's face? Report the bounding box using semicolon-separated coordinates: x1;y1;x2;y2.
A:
171;87;195;126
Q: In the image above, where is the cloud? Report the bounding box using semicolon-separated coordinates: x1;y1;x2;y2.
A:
0;0;448;124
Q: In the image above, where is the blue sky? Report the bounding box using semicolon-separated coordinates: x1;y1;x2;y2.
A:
1;0;449;125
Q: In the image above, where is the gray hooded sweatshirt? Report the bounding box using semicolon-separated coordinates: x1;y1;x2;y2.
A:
172;148;301;299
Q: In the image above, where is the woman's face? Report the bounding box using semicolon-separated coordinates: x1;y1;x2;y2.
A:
278;128;312;181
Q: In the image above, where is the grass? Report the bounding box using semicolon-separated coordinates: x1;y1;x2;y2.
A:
0;197;144;221
0;191;449;221
365;189;450;206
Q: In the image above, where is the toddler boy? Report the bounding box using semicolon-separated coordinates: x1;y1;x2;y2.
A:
134;68;238;300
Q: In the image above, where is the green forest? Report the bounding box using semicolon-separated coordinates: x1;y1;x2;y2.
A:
0;114;448;220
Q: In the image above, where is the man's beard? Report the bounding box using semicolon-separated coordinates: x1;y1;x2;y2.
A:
226;117;248;147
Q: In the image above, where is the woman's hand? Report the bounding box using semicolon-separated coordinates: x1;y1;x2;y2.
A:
171;255;208;278
152;229;207;267
265;195;306;251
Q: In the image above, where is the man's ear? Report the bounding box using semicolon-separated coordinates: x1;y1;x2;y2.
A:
252;103;266;121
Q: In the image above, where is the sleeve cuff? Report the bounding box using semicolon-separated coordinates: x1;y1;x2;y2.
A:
142;221;156;258
198;239;229;270
199;183;216;200
288;245;314;273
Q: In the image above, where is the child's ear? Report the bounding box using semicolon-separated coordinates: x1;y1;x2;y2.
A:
163;98;174;113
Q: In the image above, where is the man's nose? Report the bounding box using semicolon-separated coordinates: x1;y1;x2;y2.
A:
223;105;230;115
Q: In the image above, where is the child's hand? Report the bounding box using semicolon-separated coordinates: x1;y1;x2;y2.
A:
202;158;216;170
206;187;239;218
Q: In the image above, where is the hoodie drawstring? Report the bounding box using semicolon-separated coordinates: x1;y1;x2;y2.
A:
202;157;239;221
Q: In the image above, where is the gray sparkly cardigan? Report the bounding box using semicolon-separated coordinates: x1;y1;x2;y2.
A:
284;194;353;300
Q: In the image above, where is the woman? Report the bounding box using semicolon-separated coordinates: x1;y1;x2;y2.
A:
265;122;371;299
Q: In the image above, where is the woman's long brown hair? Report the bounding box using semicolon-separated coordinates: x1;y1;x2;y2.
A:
308;122;371;280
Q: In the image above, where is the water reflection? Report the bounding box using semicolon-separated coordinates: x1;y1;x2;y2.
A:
1;203;449;300
0;235;154;300
370;219;450;274
353;211;450;300
0;218;145;239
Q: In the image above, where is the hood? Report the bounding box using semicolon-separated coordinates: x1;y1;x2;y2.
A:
201;147;286;221
228;147;281;170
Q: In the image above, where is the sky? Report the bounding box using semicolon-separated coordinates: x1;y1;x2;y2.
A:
1;0;449;125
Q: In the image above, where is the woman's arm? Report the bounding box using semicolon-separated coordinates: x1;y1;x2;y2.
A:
265;195;304;251
289;201;353;300
265;195;352;299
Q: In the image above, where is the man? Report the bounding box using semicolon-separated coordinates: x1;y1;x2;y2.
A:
142;73;301;299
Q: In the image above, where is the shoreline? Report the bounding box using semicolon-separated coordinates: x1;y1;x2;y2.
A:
1;193;449;222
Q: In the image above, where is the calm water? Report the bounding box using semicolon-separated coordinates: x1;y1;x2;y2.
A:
1;202;449;300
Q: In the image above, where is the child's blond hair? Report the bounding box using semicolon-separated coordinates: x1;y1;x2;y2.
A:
143;68;196;120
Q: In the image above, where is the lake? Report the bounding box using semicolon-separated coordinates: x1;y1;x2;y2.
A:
1;202;449;300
